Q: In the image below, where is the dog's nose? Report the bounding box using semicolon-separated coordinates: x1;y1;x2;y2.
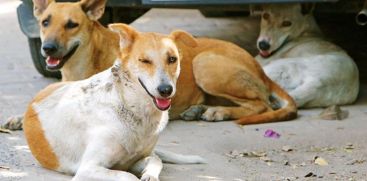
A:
42;43;58;55
258;41;270;51
157;84;173;98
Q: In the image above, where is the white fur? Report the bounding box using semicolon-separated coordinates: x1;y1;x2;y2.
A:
32;64;169;180
256;4;359;108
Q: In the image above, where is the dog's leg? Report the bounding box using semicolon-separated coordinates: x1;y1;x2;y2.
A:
180;105;208;121
262;59;306;93
188;53;271;121
130;154;162;181
73;164;139;181
73;133;140;181
264;60;321;107
287;79;322;107
200;102;269;122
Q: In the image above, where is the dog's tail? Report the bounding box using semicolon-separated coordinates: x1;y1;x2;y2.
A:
154;149;206;164
236;79;297;125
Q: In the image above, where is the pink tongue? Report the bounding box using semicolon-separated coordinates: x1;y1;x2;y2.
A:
155;98;171;109
47;57;60;66
260;51;270;58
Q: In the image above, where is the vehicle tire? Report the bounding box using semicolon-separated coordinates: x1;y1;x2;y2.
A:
28;38;61;79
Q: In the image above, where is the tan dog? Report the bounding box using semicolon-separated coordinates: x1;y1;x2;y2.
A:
3;0;118;130
171;34;297;124
256;4;359;108
24;24;203;181
34;0;119;81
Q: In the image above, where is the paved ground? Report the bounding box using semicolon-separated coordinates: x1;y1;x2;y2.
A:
1;1;367;180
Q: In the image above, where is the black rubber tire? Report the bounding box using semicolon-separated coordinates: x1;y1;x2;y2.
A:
28;38;61;79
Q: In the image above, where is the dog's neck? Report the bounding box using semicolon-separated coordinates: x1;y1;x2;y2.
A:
61;22;120;81
108;63;168;133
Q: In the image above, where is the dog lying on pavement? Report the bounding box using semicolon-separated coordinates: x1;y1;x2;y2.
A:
256;4;359;108
172;29;297;124
8;0;297;130
24;24;204;181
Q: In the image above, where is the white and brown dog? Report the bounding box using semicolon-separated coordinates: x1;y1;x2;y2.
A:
23;24;203;181
256;4;359;108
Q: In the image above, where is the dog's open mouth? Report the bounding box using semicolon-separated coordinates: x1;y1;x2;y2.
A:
46;44;79;71
259;50;271;58
259;37;289;58
154;98;171;111
138;79;172;111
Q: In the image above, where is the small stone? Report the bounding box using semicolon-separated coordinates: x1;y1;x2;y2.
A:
284;160;290;166
282;145;293;152
260;156;273;162
346;159;365;165
314;156;328;166
240;151;267;158
304;172;316;177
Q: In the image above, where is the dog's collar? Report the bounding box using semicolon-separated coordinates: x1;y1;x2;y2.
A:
138;78;154;99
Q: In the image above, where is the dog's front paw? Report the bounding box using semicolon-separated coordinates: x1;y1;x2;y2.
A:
140;174;159;181
180;105;208;121
2;115;23;130
201;107;231;122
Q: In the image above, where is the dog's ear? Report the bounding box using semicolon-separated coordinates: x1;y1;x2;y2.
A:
33;0;54;19
108;23;137;50
80;0;107;21
301;3;315;15
170;30;198;48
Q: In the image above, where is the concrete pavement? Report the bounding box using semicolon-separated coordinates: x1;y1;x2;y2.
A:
1;1;366;180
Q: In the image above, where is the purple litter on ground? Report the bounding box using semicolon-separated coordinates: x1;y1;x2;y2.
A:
264;129;281;138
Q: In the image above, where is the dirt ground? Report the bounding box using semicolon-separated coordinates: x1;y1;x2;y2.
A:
0;1;366;180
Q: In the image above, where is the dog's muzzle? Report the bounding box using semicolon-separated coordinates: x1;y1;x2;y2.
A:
138;79;172;111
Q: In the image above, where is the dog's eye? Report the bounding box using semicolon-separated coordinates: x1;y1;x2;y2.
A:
139;59;151;64
262;13;270;20
42;19;49;27
65;20;79;29
168;56;177;64
281;21;292;27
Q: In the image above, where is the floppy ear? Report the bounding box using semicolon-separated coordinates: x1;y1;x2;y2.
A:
108;23;137;50
80;0;107;21
170;30;197;48
33;0;54;19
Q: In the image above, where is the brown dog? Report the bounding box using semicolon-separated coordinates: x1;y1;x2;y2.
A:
107;24;297;124
33;0;119;81
169;35;297;124
3;0;119;130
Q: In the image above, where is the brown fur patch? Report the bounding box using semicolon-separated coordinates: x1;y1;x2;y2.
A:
24;105;59;170
23;82;67;170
